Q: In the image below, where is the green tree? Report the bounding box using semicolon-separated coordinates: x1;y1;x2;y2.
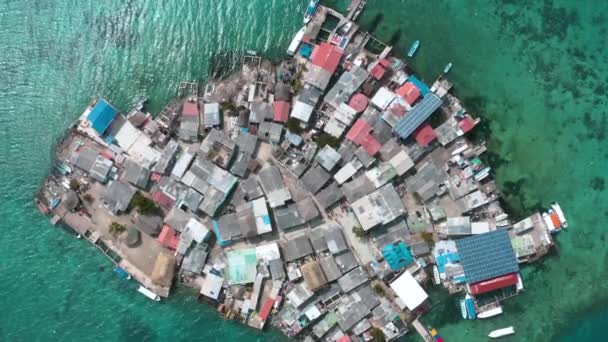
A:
130;192;160;215
82;193;94;203
69;178;80;191
353;225;367;238
316;133;339;148
286;118;303;134
371;327;386;342
109;222;126;237
373;284;385;296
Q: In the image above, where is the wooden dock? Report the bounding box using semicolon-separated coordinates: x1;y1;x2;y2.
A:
412;319;434;342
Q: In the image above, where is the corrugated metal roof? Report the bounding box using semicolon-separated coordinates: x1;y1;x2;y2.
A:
456;229;519;284
87;99;118;134
311;42;343;73
393;93;442;139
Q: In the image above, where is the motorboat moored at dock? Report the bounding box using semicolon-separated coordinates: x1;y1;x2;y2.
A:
460;299;468;319
137;285;161;301
408;40;420;57
114;266;131;280
542;212;559;234
303;0;319;24
433;265;441;285
551;202;568;228
287;26;307;56
478;304;503;319
465;294;476;319
488;326;515;338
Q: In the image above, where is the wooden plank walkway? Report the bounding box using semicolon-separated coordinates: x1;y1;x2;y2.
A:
412;319;434;342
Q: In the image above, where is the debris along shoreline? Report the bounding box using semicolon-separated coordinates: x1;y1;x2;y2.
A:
36;2;565;341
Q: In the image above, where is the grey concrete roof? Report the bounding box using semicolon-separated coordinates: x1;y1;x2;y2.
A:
104;181;135;214
301;164;331;194
296;197;320;222
70;146;98;172
274;204;305;231
152;140;180;174
326;226;348;254
337;267;368;293
181;243;209;274
319;255;342;282
136;214;163;236
309;227;329;253
124;159;151;189
324;65;369;108
316;145;342;171
90;156;113;183
282;235;313;262
315;182;344;210
342;176;375;203
269;259;286;280
335;251;358;273
249;102;273;123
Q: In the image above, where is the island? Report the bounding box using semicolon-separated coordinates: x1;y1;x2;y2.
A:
36;2;563;341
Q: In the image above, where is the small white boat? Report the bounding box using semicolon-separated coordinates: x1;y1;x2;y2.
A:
551;202;568;228
304;0;319;24
542;212;557;234
443;62;453;74
287;26;307;55
137;285;161;301
433;265;441;285
488;326;515;338
478;305;503;319
460;299;468;319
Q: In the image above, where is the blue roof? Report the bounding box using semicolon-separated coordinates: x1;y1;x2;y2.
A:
455;229;519;284
408;75;430;96
87;99;118;134
382;241;413;271
393;93;442;139
435;252;460;273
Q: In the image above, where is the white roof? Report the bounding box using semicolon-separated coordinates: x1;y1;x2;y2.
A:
334;103;358;125
114;119;142;151
471;221;491;235
390;271;428;311
199;273;224;300
252;197;272;235
388;150;414;176
256;242;281;263
371;87;397;110
291;101;315;123
127;134;161;168
334;162;358;185
324;117;348;138
184;218;210;243
171;150;195;179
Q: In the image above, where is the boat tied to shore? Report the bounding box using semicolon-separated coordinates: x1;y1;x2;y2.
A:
408;40;420;57
137;285;161;301
488;326;515;338
551;202;568;228
287;26;307;56
477;304;503;319
303;0;319;24
460;299;468;319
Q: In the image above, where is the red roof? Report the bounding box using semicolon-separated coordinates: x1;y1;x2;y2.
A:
157;225;180;250
152;191;175;208
361;134;381;156
346;119;372;144
370;63;387;80
258;297;275;321
470;273;519;295
379;58;391;68
150;173;163;182
100;149;114;160
182;101;199;117
337;336;351;342
459;116;475;133
273;101;290;123
311;42;343;73
397;82;421;105
348;93;369;113
414;123;437;147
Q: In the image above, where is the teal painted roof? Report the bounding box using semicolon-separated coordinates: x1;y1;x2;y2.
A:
87;99;118;134
382;241;413;271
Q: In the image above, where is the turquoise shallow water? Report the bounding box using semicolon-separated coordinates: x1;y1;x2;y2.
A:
1;0;606;341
